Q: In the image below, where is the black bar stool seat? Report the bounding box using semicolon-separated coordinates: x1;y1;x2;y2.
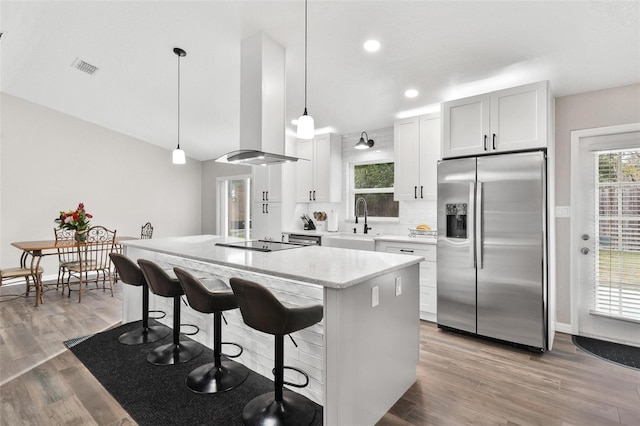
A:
109;253;170;345
138;259;203;365
230;277;323;426
174;267;249;394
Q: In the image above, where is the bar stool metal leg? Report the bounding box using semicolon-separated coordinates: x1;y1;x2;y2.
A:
119;283;170;345
241;335;316;426
185;312;249;393
147;296;203;365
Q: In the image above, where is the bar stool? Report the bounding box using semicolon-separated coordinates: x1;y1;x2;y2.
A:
174;267;249;394
109;253;170;345
138;259;203;365
229;277;323;426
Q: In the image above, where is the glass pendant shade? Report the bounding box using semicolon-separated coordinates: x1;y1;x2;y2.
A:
296;110;314;139
172;147;186;164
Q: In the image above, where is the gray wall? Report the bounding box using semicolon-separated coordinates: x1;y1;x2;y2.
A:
554;83;640;325
0;93;202;276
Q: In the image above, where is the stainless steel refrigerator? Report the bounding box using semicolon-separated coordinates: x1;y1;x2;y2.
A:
436;151;548;351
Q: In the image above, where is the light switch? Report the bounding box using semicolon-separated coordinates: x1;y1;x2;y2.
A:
395;277;402;296
372;286;379;307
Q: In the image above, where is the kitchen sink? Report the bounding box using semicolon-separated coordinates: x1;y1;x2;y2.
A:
322;233;377;251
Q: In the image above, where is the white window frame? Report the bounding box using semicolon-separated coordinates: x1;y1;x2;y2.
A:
346;159;399;223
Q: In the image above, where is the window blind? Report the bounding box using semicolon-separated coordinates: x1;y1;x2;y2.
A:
592;149;640;322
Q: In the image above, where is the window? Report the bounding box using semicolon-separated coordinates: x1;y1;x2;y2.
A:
593;149;640;322
217;175;252;239
349;161;399;219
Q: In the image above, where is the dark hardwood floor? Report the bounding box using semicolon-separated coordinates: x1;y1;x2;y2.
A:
1;280;639;426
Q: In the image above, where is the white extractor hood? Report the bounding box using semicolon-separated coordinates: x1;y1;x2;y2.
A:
216;32;301;166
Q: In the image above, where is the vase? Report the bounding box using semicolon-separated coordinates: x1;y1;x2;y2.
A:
75;230;87;243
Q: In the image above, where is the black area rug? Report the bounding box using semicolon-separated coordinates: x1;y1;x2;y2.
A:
572;335;640;370
70;320;323;425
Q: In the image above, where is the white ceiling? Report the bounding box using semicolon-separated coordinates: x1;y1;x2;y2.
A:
2;1;639;161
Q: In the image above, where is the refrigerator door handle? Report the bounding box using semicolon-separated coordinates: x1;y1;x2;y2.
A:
469;182;476;268
476;181;483;269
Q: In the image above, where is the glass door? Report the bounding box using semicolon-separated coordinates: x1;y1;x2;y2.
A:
218;176;252;239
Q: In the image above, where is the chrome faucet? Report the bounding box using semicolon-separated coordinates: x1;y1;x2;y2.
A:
355;197;372;234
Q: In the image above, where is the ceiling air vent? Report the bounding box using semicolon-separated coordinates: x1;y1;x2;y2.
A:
71;58;99;75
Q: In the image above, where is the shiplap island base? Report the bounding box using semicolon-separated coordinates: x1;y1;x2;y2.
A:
121;235;422;426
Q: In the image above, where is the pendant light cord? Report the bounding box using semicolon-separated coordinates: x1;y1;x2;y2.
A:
177;52;181;149
304;0;308;111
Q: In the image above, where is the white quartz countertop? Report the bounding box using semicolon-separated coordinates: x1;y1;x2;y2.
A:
122;235;423;289
283;230;436;245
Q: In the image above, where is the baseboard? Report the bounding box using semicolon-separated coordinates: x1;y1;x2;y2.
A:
555;322;574;335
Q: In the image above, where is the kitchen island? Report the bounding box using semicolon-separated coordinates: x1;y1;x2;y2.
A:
121;235;422;426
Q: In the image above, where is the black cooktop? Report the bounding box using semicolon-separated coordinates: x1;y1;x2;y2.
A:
216;240;309;252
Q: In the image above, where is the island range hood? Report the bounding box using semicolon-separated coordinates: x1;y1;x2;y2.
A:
216;32;303;166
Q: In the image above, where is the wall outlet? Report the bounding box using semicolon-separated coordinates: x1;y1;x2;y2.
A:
555;206;570;217
372;286;379;307
395;277;402;296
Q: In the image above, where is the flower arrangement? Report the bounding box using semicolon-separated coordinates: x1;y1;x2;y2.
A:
55;203;93;241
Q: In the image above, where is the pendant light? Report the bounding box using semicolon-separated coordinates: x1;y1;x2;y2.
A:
172;47;187;164
355;131;374;150
296;0;314;140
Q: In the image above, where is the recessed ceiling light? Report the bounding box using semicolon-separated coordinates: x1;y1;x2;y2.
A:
364;39;381;52
405;89;419;98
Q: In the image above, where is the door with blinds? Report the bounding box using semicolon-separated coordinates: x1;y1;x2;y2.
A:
574;124;640;346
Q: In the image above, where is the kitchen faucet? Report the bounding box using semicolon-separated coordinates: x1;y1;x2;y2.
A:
355;197;372;234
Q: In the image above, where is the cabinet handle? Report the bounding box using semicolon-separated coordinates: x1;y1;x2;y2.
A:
420;186;424;199
262;204;266;214
400;249;414;253
414;186;417;199
265;190;269;201
265;204;269;214
309;191;312;201
483;135;488;151
313;190;316;201
492;133;496;150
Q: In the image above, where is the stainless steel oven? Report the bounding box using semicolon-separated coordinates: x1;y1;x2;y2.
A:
287;234;322;246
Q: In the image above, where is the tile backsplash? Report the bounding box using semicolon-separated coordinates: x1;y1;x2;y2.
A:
291;126;438;236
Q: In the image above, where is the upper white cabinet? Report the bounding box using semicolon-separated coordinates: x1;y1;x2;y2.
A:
394;113;441;201
252;164;282;203
441;81;549;159
296;133;342;203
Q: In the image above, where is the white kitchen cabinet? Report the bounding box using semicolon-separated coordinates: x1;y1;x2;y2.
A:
252;201;281;241
441;80;548;159
252;164;282;203
375;240;437;322
394;113;440;201
296;133;342;203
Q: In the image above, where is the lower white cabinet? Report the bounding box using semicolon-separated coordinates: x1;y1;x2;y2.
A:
376;240;437;321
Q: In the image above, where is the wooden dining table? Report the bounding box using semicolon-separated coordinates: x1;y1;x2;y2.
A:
11;236;137;307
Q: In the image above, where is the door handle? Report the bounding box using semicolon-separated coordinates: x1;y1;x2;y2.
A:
483;135;488;151
468;182;476;268
414;186;417;199
492;133;496;150
313;190;316;201
476;181;483;269
420;186;424;199
580;247;590;255
309;191;312;201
